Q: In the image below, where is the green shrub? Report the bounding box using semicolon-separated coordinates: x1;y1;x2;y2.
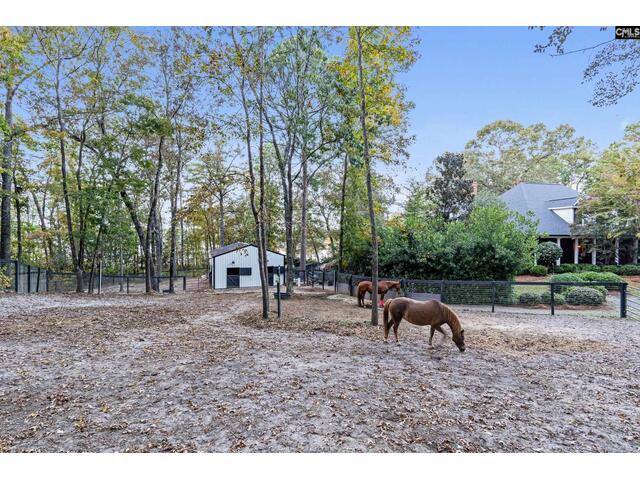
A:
566;287;604;305
586;285;608;302
620;265;640;276
554;264;578;273
549;273;582;293
535;242;563;270
540;291;566;305
576;271;624;287
528;265;548;276
518;292;542;305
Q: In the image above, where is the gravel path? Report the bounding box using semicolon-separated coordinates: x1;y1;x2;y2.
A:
1;290;639;452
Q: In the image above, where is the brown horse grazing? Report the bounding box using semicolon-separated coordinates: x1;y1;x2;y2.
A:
357;280;402;308
383;297;466;352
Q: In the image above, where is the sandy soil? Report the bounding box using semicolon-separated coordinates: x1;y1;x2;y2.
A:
1;289;639;452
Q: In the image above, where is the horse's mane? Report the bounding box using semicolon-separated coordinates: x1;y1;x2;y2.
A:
440;303;463;336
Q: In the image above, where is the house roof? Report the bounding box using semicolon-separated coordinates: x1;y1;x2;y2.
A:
210;242;285;259
499;183;579;236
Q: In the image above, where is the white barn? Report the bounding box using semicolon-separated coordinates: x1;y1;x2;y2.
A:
209;242;286;289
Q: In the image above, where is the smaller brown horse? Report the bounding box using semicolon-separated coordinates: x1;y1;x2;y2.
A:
383;297;466;352
357;280;401;308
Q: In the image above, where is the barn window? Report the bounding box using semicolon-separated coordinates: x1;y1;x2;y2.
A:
239;268;252;276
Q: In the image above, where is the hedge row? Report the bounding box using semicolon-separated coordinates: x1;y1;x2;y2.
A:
518;286;605;306
549;272;624;291
553;264;640;276
518;265;548;276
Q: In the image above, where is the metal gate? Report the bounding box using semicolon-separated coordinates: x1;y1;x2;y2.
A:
627;285;640;320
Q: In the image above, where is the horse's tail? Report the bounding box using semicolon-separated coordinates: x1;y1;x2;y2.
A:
383;298;393;331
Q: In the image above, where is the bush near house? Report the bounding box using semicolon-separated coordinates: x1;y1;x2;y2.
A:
576;271;624;288
566;287;605;305
516;265;548;276
540;291;566;305
554;264;640;275
528;265;548;276
535;242;563;271
549;273;583;293
518;292;542;305
617;264;640;275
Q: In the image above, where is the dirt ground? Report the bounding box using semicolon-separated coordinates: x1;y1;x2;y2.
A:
1;289;639;452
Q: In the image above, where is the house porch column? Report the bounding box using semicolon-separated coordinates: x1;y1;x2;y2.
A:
556;238;562;266
573;238;579;264
615;238;620;265
592;238;597;265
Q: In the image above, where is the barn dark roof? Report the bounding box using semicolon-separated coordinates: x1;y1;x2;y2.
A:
209;242;285;259
210;242;250;258
500;183;579;236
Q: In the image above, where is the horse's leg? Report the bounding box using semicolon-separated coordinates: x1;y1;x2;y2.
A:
383;316;390;342
379;291;385;308
393;318;401;345
434;324;448;345
428;326;436;348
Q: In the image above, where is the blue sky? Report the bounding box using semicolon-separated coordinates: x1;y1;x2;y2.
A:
391;26;639;182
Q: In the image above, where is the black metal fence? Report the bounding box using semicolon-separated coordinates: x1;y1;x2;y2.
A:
627;285;640;320
1;259;189;294
0;259;49;293
335;273;630;319
292;268;336;290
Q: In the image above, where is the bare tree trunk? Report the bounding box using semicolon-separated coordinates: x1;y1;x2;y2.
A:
285;165;294;293
119;242;124;292
232;27;270;318
121;189;156;291
145;136;165;293
1;89;14;263
55;64;83;292
356;27;379;325
218;192;225;247
338;152;348;272
257;53;270;317
32;190;52;264
299;149;308;274
169;140;183;294
13;173;22;261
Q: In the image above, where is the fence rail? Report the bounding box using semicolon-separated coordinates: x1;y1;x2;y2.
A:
334;273;630;319
2;258;636;320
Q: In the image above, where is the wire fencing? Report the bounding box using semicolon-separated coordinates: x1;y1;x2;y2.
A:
335;273;631;319
1;259;195;294
627;285;640;320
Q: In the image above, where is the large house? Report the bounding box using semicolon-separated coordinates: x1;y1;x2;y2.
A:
500;183;598;265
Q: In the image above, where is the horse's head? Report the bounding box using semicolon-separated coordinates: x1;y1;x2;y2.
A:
452;329;466;352
392;281;402;295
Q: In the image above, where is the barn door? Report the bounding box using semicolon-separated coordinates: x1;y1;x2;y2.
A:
227;268;240;288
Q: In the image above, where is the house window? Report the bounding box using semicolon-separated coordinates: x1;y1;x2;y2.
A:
239;268;252;276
